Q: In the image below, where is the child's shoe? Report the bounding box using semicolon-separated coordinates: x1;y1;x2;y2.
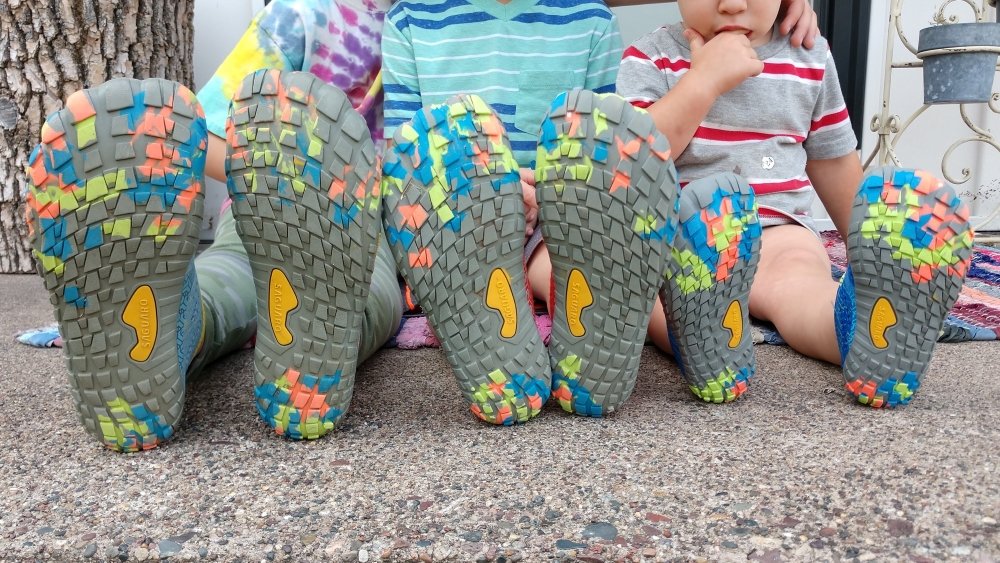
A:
382;94;550;425
25;78;207;451
660;173;761;403
836;167;973;407
226;70;381;438
536;90;680;416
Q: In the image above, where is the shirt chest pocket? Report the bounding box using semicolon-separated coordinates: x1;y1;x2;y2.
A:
514;71;576;136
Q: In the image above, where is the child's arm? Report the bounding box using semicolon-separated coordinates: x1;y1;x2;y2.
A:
803;45;861;239
199;4;309;182
807;154;865;239
638;30;763;157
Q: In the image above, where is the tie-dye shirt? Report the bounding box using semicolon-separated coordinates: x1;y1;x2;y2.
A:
197;0;390;143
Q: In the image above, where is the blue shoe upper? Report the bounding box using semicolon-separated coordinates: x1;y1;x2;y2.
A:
833;266;857;366
176;261;203;378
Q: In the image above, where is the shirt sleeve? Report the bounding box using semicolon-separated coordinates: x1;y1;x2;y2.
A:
616;40;668;109
381;7;423;142
196;1;306;138
803;49;858;160
585;15;624;94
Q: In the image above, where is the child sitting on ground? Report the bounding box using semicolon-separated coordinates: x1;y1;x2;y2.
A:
614;0;973;407
24;0;400;451
378;0;820;422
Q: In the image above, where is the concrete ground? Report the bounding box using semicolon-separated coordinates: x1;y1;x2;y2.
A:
1;273;998;563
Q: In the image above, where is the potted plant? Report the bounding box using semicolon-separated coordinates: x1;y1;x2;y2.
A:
917;1;1000;105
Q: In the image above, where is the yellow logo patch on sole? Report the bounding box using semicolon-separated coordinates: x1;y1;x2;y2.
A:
122;285;157;362
722;300;743;349
269;269;299;346
869;297;897;350
485;268;518;339
566;269;594;338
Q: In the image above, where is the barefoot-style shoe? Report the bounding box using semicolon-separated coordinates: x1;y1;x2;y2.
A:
660;173;761;403
26;78;207;452
226;70;381;438
535;90;680;416
382;94;550;425
836;167;973;407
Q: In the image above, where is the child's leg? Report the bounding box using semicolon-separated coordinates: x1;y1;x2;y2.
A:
660;173;761;403
382;94;550;425
185;200;257;374
356;238;404;363
836;168;972;407
226;70;383;439
26;78;207;452
748;224;840;364
535;90;680;416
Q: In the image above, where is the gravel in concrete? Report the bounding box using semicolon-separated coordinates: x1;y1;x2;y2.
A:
1;274;998;562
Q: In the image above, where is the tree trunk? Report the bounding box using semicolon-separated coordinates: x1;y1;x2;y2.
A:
0;0;195;273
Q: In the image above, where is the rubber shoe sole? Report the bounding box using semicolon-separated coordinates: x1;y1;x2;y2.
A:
536;90;680;416
660;173;761;403
382;94;551;425
25;77;207;452
226;70;381;439
838;167;973;407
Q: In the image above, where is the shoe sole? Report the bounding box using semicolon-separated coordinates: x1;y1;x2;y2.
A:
226;70;381;438
382;94;550;425
842;168;973;407
25;78;207;452
660;173;761;403
536;90;679;416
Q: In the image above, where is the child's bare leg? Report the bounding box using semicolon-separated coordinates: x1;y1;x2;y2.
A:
647;298;672;354
527;244;552;312
748;225;840;364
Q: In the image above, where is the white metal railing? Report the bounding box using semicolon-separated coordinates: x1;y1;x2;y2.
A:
865;0;1000;241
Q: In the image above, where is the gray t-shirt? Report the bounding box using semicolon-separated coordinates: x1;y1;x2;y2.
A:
618;23;858;230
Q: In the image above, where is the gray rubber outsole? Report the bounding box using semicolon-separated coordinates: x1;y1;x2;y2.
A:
841;167;973;407
226;70;381;438
660;173;760;403
382;94;551;425
26;77;207;451
536;90;680;417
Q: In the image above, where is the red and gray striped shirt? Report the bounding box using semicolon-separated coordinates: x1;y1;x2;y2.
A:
617;23;857;230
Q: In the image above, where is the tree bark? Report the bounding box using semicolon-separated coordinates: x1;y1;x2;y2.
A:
0;0;195;273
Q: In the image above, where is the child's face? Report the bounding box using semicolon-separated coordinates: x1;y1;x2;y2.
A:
677;0;781;47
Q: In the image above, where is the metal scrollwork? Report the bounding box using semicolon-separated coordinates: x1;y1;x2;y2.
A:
869;0;1000;238
932;0;985;25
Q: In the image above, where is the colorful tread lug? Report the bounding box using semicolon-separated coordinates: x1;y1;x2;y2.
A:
536;90;680;416
836;167;973;408
382;94;551;425
660;173;761;403
25;78;207;452
226;70;381;439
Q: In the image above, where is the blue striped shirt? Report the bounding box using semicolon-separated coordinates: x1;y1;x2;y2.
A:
382;0;622;166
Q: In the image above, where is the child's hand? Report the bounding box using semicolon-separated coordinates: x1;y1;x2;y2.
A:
520;168;539;237
684;29;764;98
780;0;820;49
